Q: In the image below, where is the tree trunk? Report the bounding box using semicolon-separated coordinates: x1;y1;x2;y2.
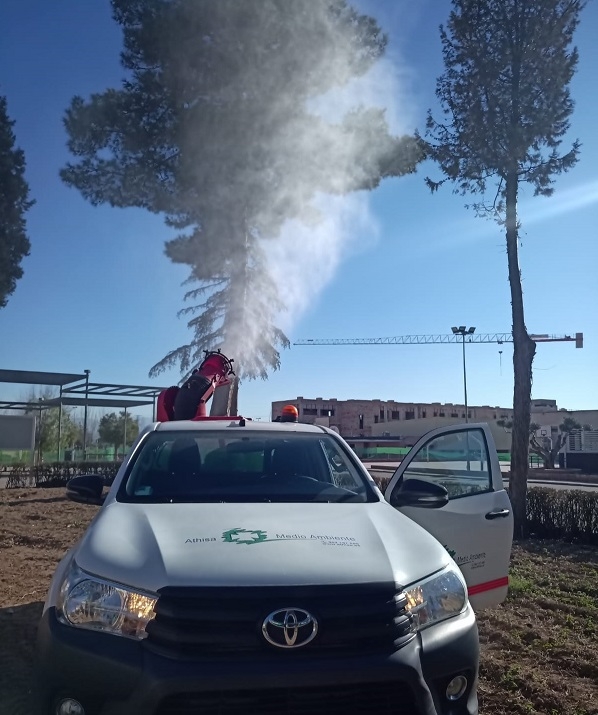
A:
530;436;557;469
549;434;567;470
506;169;536;537
530;443;551;469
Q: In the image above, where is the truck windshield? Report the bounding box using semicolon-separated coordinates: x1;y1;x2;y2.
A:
117;431;377;503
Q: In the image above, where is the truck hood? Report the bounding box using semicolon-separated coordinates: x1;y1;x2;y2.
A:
74;501;451;593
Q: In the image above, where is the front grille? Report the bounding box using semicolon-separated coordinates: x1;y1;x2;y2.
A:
157;682;418;715
145;583;414;659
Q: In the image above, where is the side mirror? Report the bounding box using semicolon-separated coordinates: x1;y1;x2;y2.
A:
66;474;105;506
391;478;449;509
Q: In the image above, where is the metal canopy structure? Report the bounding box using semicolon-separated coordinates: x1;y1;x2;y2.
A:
0;368;168;460
0;395;156;410
64;381;166;399
0;400;56;411
0;369;87;386
44;397;154;409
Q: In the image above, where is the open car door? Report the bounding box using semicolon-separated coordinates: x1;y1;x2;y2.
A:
384;423;513;610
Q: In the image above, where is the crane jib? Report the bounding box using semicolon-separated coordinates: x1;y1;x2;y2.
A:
294;332;582;347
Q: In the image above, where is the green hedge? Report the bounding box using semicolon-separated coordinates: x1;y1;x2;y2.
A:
3;461;122;488
32;462;121;488
372;475;598;544
526;487;598;543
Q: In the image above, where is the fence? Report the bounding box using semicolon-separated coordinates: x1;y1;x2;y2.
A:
560;430;598;473
0;446;133;466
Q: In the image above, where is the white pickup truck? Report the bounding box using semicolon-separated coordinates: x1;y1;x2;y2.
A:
36;419;513;715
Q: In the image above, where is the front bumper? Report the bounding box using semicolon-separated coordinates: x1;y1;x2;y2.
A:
35;606;479;715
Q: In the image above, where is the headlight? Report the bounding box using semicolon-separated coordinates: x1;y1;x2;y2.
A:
56;562;157;640
404;566;467;631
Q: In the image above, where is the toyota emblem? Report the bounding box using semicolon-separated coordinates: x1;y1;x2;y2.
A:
262;608;318;648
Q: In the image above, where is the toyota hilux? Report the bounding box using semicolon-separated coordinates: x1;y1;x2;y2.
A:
36;419;513;715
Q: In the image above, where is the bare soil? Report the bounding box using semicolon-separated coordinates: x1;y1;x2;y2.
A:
1;488;596;715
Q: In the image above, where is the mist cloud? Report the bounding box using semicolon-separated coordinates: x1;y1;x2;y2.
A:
264;192;378;332
260;50;415;338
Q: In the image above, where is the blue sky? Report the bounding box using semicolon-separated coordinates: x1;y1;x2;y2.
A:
1;0;596;422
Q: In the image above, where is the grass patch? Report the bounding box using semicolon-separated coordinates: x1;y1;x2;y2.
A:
478;540;598;715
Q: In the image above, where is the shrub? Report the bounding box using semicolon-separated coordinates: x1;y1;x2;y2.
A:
32;461;121;488
526;487;598;543
371;474;391;491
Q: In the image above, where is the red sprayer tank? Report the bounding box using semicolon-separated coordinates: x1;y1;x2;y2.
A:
156;350;235;421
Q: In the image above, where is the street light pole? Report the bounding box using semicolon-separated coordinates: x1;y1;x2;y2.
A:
461;333;468;423
451;326;476;423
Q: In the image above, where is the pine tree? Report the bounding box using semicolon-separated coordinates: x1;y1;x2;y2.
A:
61;0;422;383
0;96;34;308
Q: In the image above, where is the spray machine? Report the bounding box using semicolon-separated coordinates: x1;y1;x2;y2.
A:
156;350;235;421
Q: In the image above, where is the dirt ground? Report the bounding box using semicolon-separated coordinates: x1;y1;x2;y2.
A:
1;488;596;715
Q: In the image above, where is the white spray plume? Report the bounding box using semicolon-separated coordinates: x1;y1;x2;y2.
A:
264;191;378;331
264;58;413;334
149;1;418;378
308;56;415;136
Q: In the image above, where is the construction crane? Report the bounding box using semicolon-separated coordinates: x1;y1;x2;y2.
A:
294;332;583;347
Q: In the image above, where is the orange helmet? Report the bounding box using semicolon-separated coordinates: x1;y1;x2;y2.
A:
280;405;299;422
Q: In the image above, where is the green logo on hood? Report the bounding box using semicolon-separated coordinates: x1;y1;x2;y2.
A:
219;528;360;547
443;544;457;559
222;528;268;545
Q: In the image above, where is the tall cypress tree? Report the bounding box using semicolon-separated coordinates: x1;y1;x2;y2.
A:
0;96;34;308
423;0;586;534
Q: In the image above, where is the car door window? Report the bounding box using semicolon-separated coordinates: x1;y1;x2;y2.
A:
396;428;492;500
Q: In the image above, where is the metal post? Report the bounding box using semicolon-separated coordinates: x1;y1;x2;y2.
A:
123;407;127;458
57;385;63;461
38;398;43;464
83;369;90;461
462;334;468;424
451;326;475;423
